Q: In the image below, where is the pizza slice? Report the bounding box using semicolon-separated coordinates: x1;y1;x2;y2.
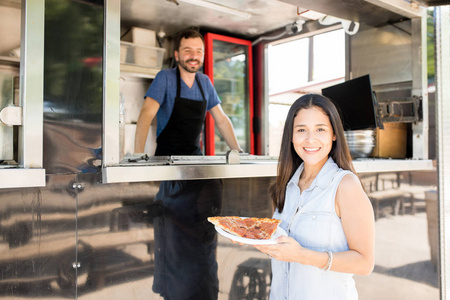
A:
208;216;281;240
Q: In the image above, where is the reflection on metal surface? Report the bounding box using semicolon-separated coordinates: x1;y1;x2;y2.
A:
0;173;440;299
0;175;77;298
0;173;161;298
43;0;103;174
229;258;271;299
43;121;102;174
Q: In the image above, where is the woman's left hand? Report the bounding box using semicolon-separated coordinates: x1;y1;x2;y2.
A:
254;235;304;262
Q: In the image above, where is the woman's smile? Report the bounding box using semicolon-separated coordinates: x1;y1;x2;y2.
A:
303;147;321;153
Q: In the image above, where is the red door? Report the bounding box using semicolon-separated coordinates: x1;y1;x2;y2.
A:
204;33;254;155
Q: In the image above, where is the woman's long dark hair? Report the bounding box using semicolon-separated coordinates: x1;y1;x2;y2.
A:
269;93;355;213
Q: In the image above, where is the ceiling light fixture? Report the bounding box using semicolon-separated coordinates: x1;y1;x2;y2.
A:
177;0;252;19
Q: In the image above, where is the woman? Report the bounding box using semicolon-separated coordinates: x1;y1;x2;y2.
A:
255;93;375;299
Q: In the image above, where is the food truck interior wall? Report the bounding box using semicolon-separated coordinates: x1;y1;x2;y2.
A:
119;0;429;159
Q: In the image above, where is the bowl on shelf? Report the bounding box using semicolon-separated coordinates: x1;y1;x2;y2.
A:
344;129;376;159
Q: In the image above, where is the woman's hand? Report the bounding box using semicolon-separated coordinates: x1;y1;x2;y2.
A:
253;235;304;262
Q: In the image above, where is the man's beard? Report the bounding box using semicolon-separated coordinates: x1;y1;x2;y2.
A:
179;59;203;73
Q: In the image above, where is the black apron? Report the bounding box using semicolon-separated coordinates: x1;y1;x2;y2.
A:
151;68;220;300
155;67;207;156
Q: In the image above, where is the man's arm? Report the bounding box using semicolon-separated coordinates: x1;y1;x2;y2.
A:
134;97;160;153
209;104;242;152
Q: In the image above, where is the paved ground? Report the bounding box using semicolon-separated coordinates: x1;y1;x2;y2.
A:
356;211;439;300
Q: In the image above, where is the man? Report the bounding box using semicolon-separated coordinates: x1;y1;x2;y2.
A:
134;28;242;155
135;29;238;300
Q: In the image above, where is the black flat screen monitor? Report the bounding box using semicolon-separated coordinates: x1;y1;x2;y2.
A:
322;75;380;131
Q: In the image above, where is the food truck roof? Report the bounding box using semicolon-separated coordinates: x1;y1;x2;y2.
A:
120;0;431;40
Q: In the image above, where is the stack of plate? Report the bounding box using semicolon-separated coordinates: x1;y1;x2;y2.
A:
344;130;376;158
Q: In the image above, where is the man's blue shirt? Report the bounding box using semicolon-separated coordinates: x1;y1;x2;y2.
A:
144;68;221;137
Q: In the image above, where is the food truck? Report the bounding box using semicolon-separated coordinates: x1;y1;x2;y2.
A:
0;0;449;299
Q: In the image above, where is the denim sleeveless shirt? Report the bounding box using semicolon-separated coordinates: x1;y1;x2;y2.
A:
271;157;358;300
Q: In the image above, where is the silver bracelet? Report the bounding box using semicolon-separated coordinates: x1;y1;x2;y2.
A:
322;251;333;271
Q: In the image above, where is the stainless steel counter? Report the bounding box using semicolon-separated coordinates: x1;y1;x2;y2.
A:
103;157;434;183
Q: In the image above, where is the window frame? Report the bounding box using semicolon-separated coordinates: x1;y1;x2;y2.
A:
0;0;46;189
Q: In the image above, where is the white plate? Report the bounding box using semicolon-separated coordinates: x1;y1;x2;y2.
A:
215;226;287;245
